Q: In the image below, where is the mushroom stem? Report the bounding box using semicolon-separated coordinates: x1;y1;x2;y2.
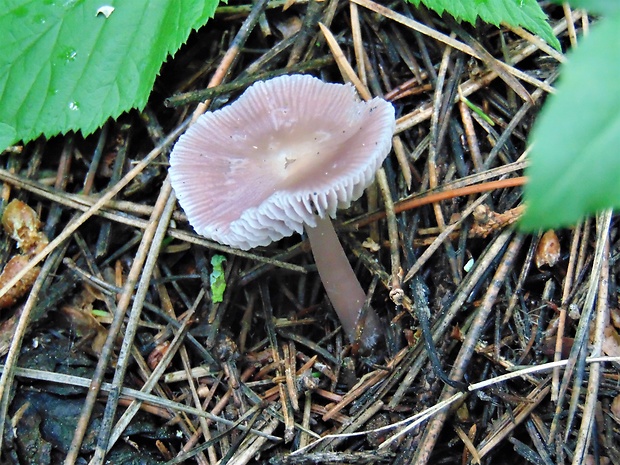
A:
305;215;381;347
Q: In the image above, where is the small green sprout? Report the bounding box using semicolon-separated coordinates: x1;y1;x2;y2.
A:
460;95;495;126
210;255;227;304
91;309;110;318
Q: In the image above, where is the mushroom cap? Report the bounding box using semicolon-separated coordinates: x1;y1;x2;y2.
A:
169;74;395;250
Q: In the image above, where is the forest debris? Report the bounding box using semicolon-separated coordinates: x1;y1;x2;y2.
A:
148;340;171;370
0;200;49;309
0;256;41;309
602;325;620;357
611;394;620;422
470;204;524;238
2;199;48;256
535;230;561;268
60;304;108;356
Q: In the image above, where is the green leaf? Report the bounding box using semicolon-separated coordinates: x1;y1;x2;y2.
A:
552;0;620;15
407;0;560;50
0;0;218;146
210;255;227;304
0;124;17;152
521;12;620;230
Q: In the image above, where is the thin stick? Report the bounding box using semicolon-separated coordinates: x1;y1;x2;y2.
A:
503;24;566;63
563;2;578;48
293;354;620;454
192;0;271;120
349;2;367;87
0;245;66;450
428;42;452;231
571;210;611;464
106;301;198;453
89;180;178;464
391;11;576;134
376;168;401;296
0;123;189;309
354;176;527;228
552;222;582;401
411;233;523;464
352;0;555;94
318;22;372;100
402;193;497;282
3;366;280;439
548;214;607;443
392;135;413;189
67;180;177;465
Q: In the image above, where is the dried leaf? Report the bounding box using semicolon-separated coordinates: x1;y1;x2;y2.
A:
610;394;620;423
602;325;620;357
535;230;560;268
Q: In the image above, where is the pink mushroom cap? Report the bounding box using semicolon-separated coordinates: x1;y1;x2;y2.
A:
169;74;395;250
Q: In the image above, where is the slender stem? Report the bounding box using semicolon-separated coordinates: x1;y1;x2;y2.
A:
305;215;381;347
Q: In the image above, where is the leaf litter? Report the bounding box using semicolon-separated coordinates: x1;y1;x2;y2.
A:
0;2;618;465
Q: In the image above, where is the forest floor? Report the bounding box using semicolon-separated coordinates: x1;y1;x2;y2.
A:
0;1;618;465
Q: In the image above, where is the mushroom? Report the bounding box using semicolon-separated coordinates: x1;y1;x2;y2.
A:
169;74;395;347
